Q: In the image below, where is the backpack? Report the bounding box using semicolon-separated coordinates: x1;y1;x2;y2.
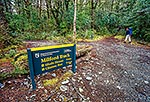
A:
129;28;132;35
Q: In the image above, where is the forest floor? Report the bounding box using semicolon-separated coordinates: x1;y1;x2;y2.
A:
0;37;150;102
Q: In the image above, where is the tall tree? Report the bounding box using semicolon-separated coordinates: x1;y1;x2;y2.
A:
73;0;77;43
91;0;98;29
24;0;31;19
39;0;42;18
45;0;50;18
0;1;13;54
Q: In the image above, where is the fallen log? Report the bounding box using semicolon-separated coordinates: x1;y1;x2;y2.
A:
76;45;93;59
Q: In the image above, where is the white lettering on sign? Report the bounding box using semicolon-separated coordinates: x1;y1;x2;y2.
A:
64;49;71;53
40;51;59;57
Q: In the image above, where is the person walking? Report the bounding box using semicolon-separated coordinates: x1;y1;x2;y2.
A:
124;27;132;43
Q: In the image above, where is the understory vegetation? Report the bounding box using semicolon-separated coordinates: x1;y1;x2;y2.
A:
0;0;150;80
0;0;150;46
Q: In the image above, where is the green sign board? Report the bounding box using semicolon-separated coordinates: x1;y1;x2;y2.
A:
27;44;76;90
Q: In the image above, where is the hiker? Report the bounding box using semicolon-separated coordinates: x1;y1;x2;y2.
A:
124;27;132;43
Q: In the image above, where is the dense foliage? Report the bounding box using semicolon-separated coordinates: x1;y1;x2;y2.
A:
0;0;150;43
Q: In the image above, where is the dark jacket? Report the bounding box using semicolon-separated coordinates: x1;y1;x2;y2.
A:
126;30;130;35
126;28;132;35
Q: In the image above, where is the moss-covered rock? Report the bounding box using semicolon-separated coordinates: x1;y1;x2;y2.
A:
14;54;28;70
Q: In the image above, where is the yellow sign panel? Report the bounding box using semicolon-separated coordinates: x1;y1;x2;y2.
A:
31;44;74;51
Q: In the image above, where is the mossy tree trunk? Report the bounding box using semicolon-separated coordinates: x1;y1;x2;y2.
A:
0;1;12;55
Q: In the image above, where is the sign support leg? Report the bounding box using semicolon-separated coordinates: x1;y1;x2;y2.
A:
72;44;76;73
27;49;36;90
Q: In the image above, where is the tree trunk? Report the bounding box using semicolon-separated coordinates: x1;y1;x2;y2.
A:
91;0;94;29
45;0;50;18
39;0;42;18
0;1;11;54
64;0;70;11
111;0;114;12
91;0;98;29
24;0;31;19
73;0;77;43
17;0;21;14
49;0;60;27
0;1;8;37
3;0;8;12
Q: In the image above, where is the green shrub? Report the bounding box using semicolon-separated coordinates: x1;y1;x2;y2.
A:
8;49;16;57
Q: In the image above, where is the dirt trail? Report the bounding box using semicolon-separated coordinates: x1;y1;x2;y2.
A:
1;37;150;102
77;37;150;102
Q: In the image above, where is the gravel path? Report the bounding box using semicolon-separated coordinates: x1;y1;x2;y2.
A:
76;37;150;102
1;37;150;102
